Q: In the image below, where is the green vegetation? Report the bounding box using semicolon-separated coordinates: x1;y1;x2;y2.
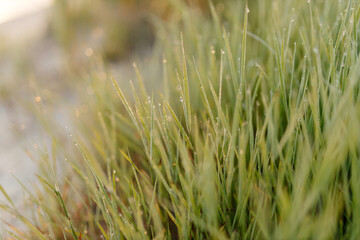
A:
2;0;360;239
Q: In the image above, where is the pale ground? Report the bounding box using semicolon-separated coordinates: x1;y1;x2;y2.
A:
0;2;61;232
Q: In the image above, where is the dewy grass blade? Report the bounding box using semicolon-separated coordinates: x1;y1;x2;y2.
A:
181;33;192;132
223;28;239;92
241;6;249;93
166;102;194;149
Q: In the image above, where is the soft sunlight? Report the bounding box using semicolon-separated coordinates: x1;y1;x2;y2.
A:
0;0;52;24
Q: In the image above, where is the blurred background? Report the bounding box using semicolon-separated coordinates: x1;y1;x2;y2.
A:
0;0;55;206
0;0;152;225
0;0;211;230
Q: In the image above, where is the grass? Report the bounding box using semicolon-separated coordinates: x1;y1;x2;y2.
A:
1;0;360;239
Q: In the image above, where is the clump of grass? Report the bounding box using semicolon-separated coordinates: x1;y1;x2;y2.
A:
1;0;360;239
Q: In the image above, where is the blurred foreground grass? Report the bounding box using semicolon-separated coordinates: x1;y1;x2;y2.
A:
1;0;360;239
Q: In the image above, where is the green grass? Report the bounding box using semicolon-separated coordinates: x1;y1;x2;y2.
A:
1;0;360;239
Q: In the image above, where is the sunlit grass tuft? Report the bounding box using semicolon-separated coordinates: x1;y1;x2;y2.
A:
1;0;360;239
